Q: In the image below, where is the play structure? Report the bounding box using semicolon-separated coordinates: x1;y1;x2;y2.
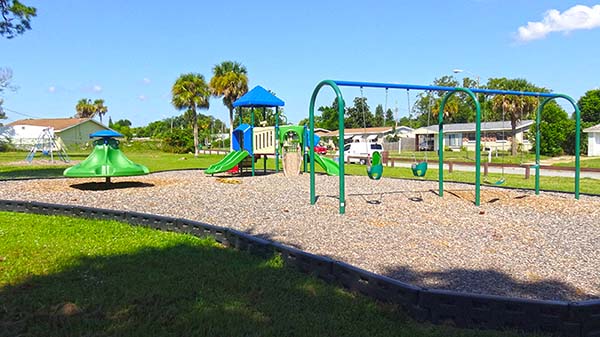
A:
63;130;149;183
308;80;583;214
205;86;339;176
25;127;70;163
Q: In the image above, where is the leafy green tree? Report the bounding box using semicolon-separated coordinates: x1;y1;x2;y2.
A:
161;127;194;153
486;78;547;155
577;89;600;124
385;108;394;127
233;105;287;128
209;61;248;150
0;0;36;39
345;97;372;129
171;73;210;157
413;76;470;125
531;102;570;156
373;104;384;127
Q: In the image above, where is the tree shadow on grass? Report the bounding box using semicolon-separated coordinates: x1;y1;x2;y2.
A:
0;240;519;337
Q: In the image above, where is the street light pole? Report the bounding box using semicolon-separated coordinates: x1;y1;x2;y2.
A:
452;68;480;88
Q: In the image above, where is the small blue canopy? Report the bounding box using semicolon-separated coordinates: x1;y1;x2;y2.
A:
90;130;123;138
233;85;285;107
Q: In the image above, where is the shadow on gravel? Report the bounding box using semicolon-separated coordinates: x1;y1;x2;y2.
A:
382;265;596;302
70;181;155;191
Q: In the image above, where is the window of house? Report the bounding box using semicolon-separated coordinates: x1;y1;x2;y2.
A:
447;134;461;147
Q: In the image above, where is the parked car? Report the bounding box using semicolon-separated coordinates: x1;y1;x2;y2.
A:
314;145;328;155
342;142;383;164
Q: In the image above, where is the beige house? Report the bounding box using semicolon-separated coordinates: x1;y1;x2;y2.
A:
413;120;534;152
1;118;111;149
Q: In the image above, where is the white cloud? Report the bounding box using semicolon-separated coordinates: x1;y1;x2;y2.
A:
92;85;103;93
517;5;600;42
143;78;151;84
138;95;147;101
48;86;56;93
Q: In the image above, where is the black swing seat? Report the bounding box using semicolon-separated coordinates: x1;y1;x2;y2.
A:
411;161;427;177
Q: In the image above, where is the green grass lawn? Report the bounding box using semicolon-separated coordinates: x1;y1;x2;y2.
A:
0;212;538;337
554;156;600;168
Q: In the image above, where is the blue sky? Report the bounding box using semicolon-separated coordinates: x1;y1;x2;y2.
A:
2;0;600;127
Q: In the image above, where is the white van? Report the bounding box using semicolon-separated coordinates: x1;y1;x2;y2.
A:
342;142;383;164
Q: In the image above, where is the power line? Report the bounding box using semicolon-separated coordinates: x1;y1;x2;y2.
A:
2;107;41;119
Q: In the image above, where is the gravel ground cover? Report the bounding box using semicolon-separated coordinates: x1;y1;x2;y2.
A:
1;170;598;301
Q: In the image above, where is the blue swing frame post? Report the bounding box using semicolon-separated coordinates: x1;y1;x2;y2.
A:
308;80;581;215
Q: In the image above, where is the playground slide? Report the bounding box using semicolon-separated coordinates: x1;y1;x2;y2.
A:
64;143;149;177
314;154;339;176
205;150;249;174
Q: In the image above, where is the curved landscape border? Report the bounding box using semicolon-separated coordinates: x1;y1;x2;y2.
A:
1;199;598;336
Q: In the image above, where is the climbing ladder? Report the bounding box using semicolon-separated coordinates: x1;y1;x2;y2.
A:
25;127;70;163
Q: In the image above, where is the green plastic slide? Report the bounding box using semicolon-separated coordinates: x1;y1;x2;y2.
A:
64;141;149;177
314;154;339;176
205;150;249;174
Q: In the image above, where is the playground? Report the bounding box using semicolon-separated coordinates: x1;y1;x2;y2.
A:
2;80;598;334
1;170;599;303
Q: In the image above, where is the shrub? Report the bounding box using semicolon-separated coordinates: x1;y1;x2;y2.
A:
159;129;193;153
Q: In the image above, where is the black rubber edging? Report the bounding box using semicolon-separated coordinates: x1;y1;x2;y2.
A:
0;199;598;337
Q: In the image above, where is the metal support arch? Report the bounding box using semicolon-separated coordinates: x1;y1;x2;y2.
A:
535;94;581;198
309;80;346;214
438;88;482;205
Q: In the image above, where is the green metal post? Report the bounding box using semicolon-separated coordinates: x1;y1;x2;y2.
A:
535;99;545;195
439;88;481;205
309;80;345;214
275;107;279;173
251;107;255;176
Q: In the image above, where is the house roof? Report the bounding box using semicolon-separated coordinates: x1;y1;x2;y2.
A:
7;118;106;132
583;123;600;133
414;120;534;135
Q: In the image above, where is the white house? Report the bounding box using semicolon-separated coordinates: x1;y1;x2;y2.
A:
583;123;600;156
0;118;111;149
413;120;534;152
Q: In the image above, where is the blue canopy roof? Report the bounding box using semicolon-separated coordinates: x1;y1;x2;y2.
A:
90;130;123;138
232;85;285;107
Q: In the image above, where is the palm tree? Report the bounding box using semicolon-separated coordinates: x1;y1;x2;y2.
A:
487;78;543;155
209;61;248;150
75;98;109;124
75;98;94;118
93;99;108;124
171;73;210;157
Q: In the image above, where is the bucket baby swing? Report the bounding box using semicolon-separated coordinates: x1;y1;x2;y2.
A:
359;87;384;180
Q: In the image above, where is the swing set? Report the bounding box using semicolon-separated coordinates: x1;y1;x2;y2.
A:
308;79;582;215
